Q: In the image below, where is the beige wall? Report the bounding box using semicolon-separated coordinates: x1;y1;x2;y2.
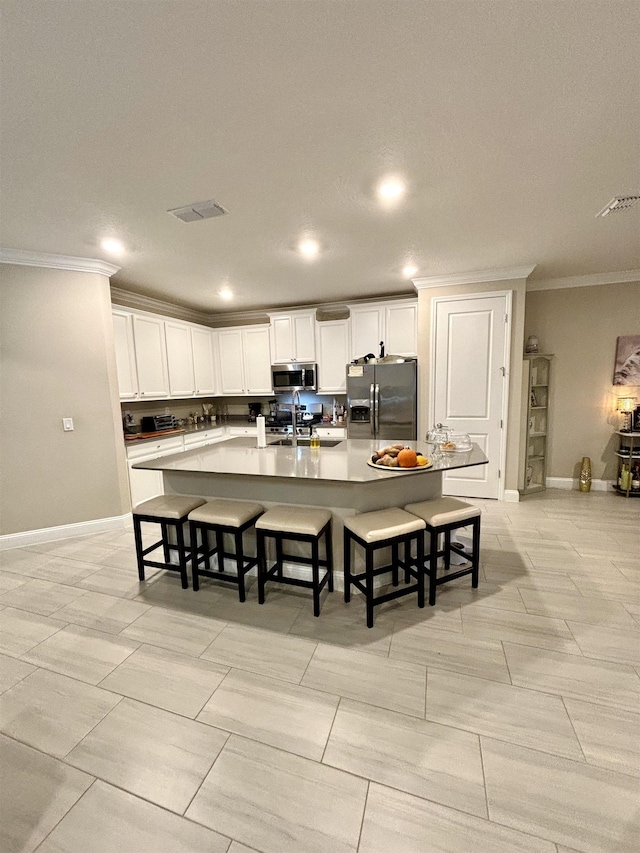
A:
524;281;640;481
416;278;527;493
1;264;130;536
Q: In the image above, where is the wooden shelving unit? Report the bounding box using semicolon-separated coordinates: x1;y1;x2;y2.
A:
613;431;640;497
520;354;553;497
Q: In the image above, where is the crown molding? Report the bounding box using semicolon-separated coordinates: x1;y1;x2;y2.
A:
0;248;120;277
412;266;536;290
527;269;640;291
110;287;211;326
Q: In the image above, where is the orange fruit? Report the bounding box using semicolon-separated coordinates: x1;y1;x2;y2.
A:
397;448;418;468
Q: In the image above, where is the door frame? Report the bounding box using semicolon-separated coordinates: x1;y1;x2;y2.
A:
429;289;513;501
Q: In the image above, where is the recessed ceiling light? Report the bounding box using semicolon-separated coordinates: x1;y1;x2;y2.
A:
219;286;233;301
298;238;320;257
100;238;125;255
377;178;405;201
402;264;418;278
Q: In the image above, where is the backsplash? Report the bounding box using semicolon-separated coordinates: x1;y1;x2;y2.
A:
121;393;347;426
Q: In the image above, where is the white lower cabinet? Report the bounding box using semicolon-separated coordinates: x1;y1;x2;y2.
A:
126;437;184;507
227;426;258;437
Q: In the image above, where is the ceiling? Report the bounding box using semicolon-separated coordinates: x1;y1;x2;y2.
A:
1;1;639;315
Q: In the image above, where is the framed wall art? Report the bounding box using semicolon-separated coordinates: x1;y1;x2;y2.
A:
613;335;640;386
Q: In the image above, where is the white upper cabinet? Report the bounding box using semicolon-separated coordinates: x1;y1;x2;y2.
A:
242;326;273;394
348;299;417;360
165;320;195;397
349;305;384;360
315;319;349;394
132;314;169;398
217;329;246;395
112;309;138;400
191;327;217;396
384;301;418;357
217;325;273;395
269;309;316;363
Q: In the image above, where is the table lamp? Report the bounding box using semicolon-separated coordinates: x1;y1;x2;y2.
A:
617;396;637;432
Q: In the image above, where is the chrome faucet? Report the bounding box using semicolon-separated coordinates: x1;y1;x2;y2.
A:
291;390;301;448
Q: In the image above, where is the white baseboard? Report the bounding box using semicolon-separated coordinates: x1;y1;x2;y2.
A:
503;489;521;503
0;513;131;551
546;477;614;492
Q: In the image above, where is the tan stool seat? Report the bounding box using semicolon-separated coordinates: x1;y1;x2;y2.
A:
344;508;425;544
404;497;480;528
256;505;332;537
189;500;264;528
134;494;206;520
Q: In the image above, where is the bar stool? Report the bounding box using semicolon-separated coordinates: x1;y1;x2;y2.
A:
256;506;333;616
133;495;206;589
343;508;426;628
188;500;264;602
404;497;481;605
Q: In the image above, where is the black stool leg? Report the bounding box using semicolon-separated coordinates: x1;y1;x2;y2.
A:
472;517;481;588
161;521;171;564
416;532;425;608
215;528;225;573
175;521;189;589
429;526;438;606
236;528;246;602
275;533;284;579
325;523;334;592
312;535;320;617
391;542;399;586
365;545;374;628
404;538;411;584
133;515;145;581
343;530;351;603
191;521;200;591
257;530;266;604
444;529;451;571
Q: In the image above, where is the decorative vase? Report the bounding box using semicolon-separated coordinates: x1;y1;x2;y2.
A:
579;457;592;492
525;335;539;354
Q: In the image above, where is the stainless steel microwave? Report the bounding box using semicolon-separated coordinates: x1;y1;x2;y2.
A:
271;363;317;392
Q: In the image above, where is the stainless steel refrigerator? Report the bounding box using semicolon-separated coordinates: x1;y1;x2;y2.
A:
346;359;417;441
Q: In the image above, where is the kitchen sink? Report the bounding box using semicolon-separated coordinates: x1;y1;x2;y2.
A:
269;438;343;447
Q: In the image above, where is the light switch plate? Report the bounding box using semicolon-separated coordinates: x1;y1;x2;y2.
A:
62;418;74;431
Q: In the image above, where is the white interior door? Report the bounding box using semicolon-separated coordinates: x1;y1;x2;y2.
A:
432;292;510;499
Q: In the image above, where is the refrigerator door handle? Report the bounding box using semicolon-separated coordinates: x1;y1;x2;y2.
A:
369;383;376;437
374;383;380;435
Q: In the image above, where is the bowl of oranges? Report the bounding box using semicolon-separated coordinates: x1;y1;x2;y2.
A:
367;444;432;472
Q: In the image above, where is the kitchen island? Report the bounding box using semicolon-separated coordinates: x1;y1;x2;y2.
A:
134;437;488;579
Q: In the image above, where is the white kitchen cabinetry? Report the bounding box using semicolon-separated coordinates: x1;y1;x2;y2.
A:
126;436;183;506
269;310;316;363
348;300;417;360
165;321;195;397
217;326;272;395
184;427;226;450
315;319;349;394
217;329;246;395
132;314;170;398
242;326;273;394
112;309;138;400
191;327;217;396
227;426;258;437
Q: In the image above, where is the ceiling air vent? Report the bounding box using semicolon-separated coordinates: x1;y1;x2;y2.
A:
595;196;640;217
167;199;229;223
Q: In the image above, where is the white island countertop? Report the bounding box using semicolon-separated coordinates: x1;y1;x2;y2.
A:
134;436;488;483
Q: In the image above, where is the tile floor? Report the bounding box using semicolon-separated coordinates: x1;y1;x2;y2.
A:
0;489;639;853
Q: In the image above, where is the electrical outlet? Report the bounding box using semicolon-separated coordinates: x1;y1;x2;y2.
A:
62;418;74;431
